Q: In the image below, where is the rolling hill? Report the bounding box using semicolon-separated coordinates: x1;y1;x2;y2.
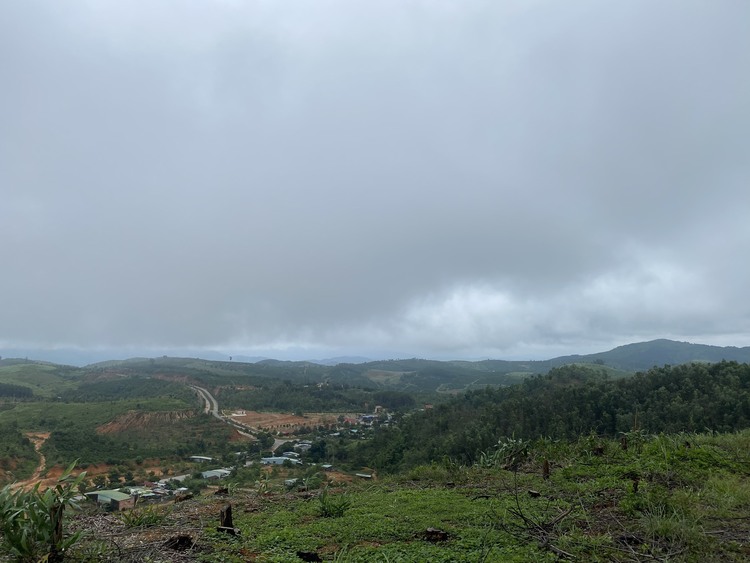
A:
3;339;750;394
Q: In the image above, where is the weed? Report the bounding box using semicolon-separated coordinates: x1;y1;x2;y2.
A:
639;503;701;547
332;544;351;562
479;437;529;470
318;489;352;518
118;504;171;528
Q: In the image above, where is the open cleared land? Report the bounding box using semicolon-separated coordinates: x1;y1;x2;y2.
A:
229;411;340;433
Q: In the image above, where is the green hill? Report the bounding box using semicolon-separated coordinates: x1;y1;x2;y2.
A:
6;339;750;394
346;361;750;473
551;338;750;371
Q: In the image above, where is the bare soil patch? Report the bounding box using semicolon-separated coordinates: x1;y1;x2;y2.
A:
230;411;338;434
97;410;197;434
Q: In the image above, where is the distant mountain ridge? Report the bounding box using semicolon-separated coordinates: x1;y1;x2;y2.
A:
3;339;750;393
548;339;750;372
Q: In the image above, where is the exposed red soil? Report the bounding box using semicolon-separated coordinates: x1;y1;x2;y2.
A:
230;411;338;433
97;410;197;434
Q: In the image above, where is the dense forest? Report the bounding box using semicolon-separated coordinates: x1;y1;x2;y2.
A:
344;361;750;472
0;423;36;475
215;382;418;413
59;377;196;403
0;382;33;398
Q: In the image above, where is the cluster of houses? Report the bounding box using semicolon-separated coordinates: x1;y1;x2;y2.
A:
84;481;187;511
84;442;373;511
85;421;384;512
85;455;233;511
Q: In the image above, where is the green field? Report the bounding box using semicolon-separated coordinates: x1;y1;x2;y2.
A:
0;363;81;398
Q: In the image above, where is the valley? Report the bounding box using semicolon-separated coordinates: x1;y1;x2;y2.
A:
1;340;750;561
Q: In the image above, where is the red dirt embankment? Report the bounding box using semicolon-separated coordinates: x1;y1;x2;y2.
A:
231;411;338;433
96;410;196;434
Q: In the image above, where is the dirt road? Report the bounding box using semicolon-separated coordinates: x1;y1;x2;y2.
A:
11;432;50;490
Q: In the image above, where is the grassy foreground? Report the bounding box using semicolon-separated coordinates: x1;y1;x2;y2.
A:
39;429;750;562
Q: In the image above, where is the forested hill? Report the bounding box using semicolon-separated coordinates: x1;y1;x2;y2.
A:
4;339;750;393
348;361;750;473
548;339;750;371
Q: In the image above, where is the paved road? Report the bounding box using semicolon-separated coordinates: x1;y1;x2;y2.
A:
190;384;257;438
190;385;220;419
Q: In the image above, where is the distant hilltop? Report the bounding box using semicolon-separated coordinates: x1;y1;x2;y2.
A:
2;338;750;374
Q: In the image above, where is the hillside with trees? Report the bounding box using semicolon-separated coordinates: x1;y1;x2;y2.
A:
344;361;750;473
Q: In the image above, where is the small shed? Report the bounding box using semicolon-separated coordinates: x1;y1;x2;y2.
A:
86;490;135;511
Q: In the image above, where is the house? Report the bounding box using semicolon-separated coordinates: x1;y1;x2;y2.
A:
125;486;160;502
126;486;152;496
201;469;232;480
189;455;213;463
86;490;135;511
261;456;301;466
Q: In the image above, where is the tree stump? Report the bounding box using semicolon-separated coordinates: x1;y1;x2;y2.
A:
421;528;449;542
164;534;195;551
218;503;240;536
296;551;322;562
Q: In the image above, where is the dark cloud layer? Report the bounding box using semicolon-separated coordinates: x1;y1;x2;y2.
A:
2;1;749;360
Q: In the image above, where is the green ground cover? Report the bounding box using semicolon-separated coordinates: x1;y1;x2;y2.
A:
30;429;747;562
0;389;208;479
0;363;81;398
74;430;743;563
0;398;193;432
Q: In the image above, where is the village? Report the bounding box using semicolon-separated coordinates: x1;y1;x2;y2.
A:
83;409;389;512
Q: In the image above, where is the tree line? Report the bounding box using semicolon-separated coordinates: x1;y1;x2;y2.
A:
344;361;750;473
0;383;33;398
216;382;417;413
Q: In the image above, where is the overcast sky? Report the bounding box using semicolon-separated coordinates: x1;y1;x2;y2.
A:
2;0;749;362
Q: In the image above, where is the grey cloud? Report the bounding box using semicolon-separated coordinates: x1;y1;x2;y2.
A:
1;0;749;358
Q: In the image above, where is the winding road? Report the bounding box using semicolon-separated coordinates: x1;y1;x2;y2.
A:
190;384;257;439
11;432;50;490
190;385;220;419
